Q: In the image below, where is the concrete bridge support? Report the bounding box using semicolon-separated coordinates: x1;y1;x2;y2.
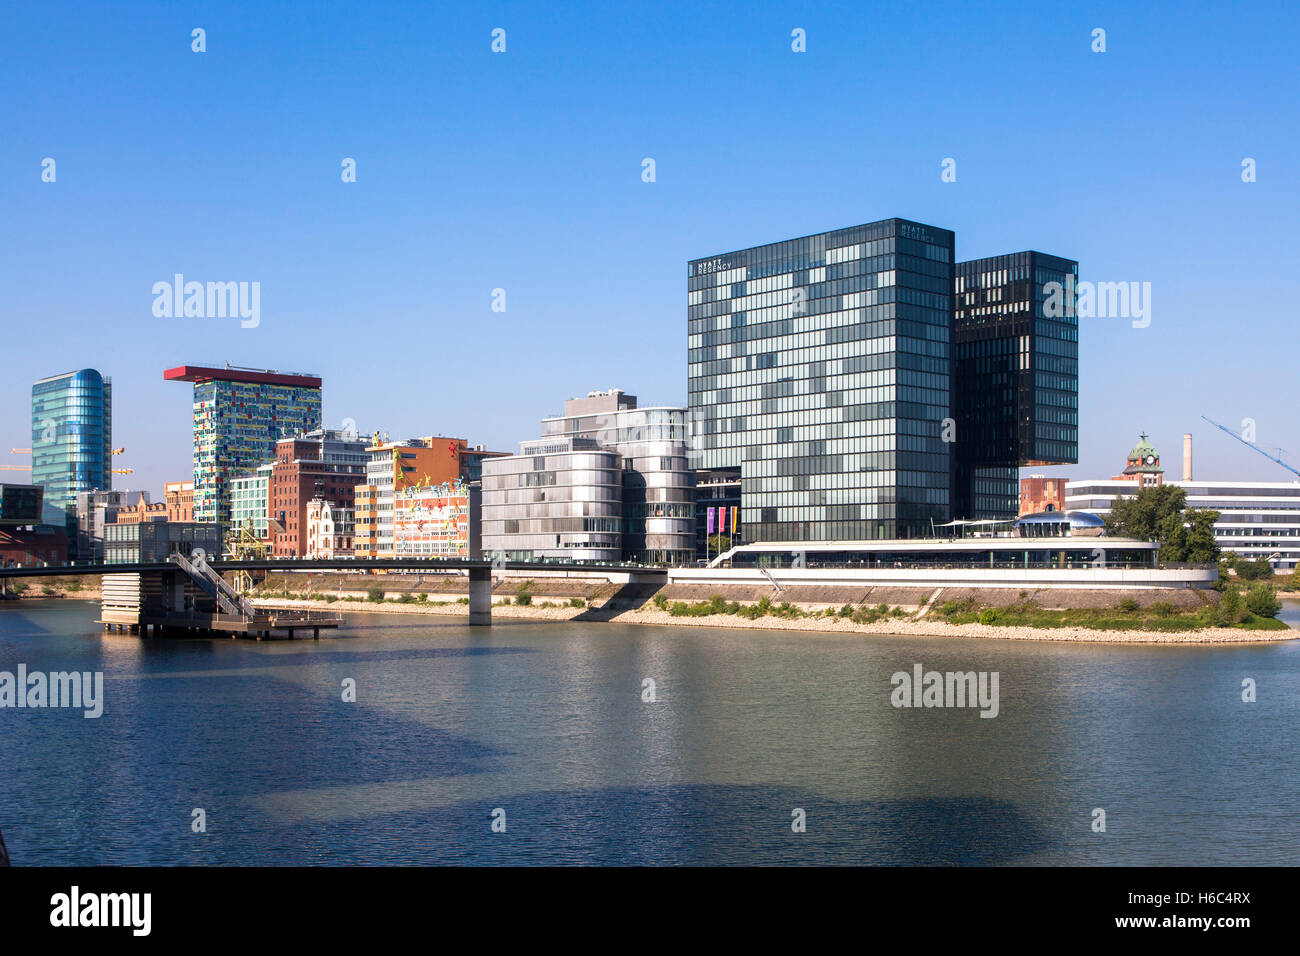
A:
468;566;492;626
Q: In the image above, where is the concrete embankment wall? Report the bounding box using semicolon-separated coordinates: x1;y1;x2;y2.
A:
257;571;1216;612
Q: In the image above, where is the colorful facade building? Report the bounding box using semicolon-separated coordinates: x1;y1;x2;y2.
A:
164;364;322;529
353;436;505;558
393;480;470;558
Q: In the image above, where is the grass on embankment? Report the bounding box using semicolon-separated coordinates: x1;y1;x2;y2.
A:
647;591;1290;633
930;597;1289;632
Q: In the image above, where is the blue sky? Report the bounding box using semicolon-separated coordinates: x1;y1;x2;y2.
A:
2;0;1297;495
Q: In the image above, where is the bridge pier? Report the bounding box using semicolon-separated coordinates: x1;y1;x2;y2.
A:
468;566;492;626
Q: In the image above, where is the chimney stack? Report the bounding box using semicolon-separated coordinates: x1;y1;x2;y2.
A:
1183;433;1193;481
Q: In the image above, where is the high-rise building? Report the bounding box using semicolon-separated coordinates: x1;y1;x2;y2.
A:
31;369;113;551
164;365;322;529
953;251;1079;520
688;218;955;542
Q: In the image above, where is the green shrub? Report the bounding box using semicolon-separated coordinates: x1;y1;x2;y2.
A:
978;609;998;625
1117;597;1140;613
1235;559;1274;581
569;597;585;608
756;595;772;615
839;604;855;617
708;594;727;614
1149;600;1176;618
514;581;534;606
1218;588;1244;625
367;586;384;603
1245;582;1281;618
653;592;668;610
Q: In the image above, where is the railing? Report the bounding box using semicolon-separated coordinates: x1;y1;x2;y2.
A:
167;552;255;618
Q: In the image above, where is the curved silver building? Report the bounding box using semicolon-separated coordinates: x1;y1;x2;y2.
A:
482;390;696;564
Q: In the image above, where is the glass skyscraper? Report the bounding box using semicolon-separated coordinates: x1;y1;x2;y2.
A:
953;251;1079;519
31;369;113;536
688;218;955;542
164;365;322;529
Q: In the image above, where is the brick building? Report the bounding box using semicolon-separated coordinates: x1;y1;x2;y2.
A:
1018;476;1069;517
268;428;368;557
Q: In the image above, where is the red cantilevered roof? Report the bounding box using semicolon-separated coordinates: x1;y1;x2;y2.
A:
163;365;322;388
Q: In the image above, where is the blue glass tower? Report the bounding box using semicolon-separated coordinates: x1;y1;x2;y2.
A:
31;369;113;545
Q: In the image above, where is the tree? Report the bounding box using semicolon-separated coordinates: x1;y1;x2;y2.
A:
1157;507;1221;563
707;534;731;554
1105;484;1187;541
1233;558;1274;581
1106;484;1219;562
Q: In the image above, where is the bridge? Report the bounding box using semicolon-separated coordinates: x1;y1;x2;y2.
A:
0;556;668;631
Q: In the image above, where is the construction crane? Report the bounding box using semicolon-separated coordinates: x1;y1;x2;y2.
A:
111;447;125;455
1201;416;1300;479
0;464;32;471
111;468;134;475
10;448;30;454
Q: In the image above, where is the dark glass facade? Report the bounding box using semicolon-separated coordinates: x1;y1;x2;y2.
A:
953;251;1078;520
31;370;113;553
688;218;954;541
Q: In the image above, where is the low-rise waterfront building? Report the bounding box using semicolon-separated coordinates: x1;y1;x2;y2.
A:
102;521;222;564
1065;435;1300;569
482;389;695;564
353;435;506;558
305;498;355;559
393;480;470;558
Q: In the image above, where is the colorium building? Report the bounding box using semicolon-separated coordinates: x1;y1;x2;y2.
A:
164;365;322;529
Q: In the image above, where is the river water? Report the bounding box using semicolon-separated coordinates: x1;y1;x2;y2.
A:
1;599;1297;865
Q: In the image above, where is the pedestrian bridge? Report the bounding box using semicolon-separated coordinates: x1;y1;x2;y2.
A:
0;556;669;631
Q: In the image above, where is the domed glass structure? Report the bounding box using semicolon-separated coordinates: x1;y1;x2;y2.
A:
1015;509;1106;537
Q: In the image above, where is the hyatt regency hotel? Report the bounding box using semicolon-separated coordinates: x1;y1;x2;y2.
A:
687;217;1078;544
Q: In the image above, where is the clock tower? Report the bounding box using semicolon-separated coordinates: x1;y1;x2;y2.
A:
1112;434;1165;487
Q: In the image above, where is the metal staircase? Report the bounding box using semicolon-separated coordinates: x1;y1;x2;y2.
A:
168;551;256;619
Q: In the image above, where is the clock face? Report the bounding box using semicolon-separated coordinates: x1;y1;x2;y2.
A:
1144;455;1156;465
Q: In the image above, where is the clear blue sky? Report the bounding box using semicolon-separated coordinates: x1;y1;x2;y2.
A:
2;0;1297;496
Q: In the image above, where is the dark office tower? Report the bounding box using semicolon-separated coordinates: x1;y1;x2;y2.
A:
952;251;1078;520
688;218;955;542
